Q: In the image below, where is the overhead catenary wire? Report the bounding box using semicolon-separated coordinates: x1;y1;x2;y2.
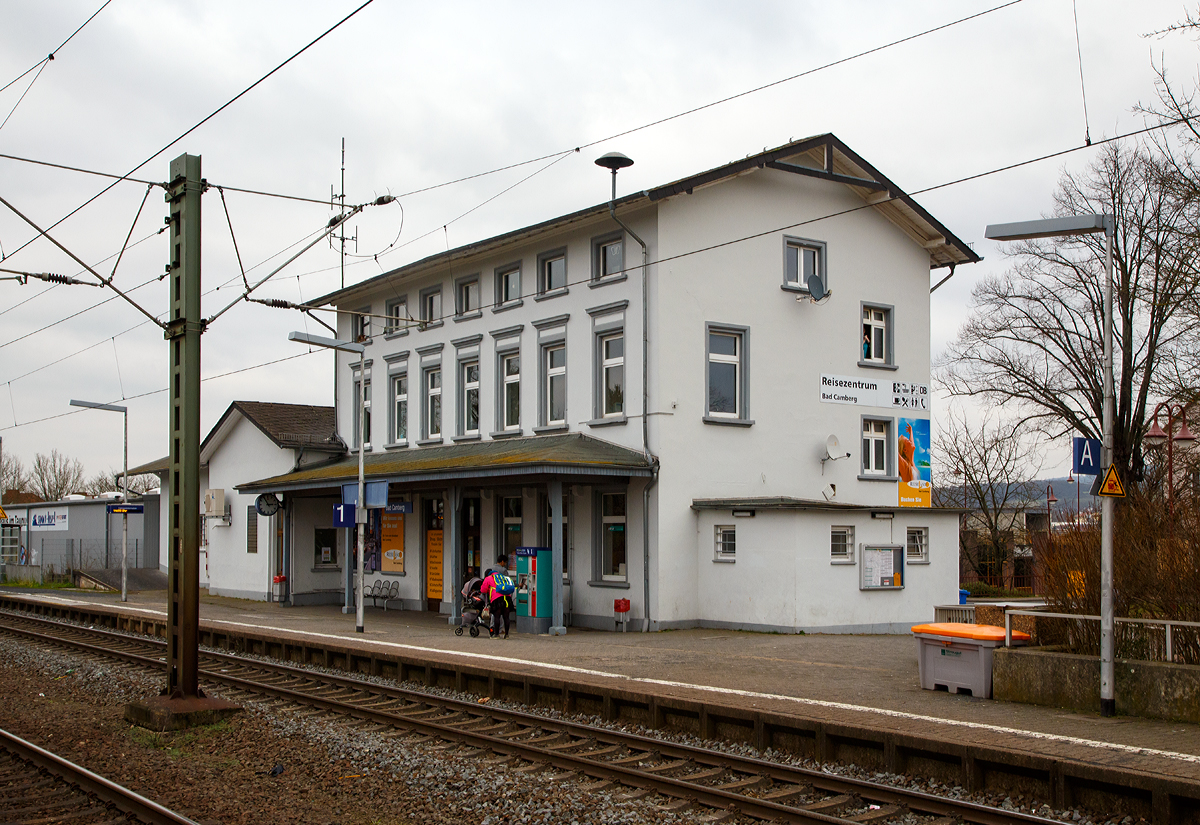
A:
0;0;111;96
1073;0;1093;147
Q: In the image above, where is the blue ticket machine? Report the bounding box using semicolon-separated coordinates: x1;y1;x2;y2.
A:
515;546;553;634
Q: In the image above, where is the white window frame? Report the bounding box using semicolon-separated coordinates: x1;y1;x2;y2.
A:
592;231;625;283
354;377;372;449
906;526;929;564
541;493;570;581
543;343;567;427
704;323;751;425
860;303;894;367
461;359;480;436
783;236;826;292
600;492;627;582
456;275;480;317
420;287;443;329
502;352;521;431
831;526;855;564
392;373;408;445
495;263;522;308
861;418;891;478
0;525;18;564
538;248;567;295
600;332;624;418
425;367;442;439
385;297;408;336
714;525;736;562
500;495;522;559
353;307;371;342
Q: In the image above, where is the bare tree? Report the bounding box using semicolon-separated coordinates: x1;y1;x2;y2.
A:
939;143;1200;481
29;450;86;502
79;470;160;497
1;451;29;499
934;410;1044;584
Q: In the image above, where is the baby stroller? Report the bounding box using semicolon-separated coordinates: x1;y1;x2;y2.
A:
455;590;489;637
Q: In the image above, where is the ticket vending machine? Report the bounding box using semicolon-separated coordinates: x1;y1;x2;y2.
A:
515;546;553;634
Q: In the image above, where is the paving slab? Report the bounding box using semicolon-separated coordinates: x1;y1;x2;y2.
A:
6;586;1200;783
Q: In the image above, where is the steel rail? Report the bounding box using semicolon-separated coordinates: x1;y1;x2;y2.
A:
0;612;1062;825
0;726;200;825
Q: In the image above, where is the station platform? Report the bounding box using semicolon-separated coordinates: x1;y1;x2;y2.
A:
5;586;1200;787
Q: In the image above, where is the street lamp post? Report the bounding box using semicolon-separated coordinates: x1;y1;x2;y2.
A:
1045;484;1057;551
69;399;129;602
289;331;367;633
1143;402;1196;519
985;213;1116;717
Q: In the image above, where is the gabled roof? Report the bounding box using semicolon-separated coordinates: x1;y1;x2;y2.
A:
201;401;344;462
236;432;652;493
315;133;978;308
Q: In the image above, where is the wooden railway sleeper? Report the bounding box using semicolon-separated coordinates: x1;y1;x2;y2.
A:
714;774;768;791
761;783;811;802
680;766;728;783
643;758;693;775
802;793;856;813
610;749;658;766
847;803;905;823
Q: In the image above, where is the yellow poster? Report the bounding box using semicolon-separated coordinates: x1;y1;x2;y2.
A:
381;512;404;573
426;529;443;600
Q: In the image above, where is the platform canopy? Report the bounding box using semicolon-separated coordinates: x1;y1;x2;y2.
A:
236;432;653;494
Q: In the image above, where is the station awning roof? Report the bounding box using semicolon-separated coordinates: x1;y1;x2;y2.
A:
237;432;653;494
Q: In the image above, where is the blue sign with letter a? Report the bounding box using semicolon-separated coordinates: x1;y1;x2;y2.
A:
1073;437;1102;475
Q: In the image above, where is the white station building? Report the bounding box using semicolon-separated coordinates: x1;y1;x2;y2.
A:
190;134;977;633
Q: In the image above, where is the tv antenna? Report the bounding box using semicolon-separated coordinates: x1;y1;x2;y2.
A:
330;138;357;288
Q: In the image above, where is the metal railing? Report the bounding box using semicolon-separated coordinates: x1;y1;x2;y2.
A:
1004;608;1200;663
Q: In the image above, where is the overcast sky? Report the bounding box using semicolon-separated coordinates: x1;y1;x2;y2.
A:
0;0;1190;483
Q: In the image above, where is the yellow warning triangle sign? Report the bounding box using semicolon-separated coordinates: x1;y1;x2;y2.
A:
1098;464;1126;498
0;505;6;519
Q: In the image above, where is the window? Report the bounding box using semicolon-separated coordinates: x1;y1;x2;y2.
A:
426;367;442;438
601;493;627;580
705;324;750;423
538;249;567;295
592;232;625;282
351;307;371;343
385;298;407;335
502;352;520;430
907;527;929;563
354;377;372;448
246;506;259;553
714;525;736;561
456;276;480;317
599;333;624;417
501;496;522;559
784;237;825;291
1;524;19;564
862;306;890;364
496;264;521;307
461;360;480;435
420;287;443;328
314;527;337;567
831;527;855;563
544;344;566;426
862;419;889;476
392;374;408;444
541;493;569;579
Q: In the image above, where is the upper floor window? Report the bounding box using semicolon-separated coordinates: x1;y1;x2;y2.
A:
496;264;521;307
544;344;567;426
461;360;480;436
456;277;480;317
592;231;625;282
862;306;891;365
784;237;825;292
704;324;750;425
502;353;520;431
385;298;408;335
426;367;442;438
539;249;567;295
600;333;624;417
354;378;372;448
353;308;371;343
393;374;408;444
862;419;889;476
420;287;443;329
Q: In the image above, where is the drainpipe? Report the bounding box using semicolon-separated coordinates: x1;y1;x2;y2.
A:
598;157;657;632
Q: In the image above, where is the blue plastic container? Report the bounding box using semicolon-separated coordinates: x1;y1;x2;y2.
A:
959;589;969;605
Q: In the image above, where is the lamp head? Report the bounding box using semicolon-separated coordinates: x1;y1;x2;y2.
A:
594;152;634;172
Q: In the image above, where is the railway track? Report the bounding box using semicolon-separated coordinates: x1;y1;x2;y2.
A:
0;610;1067;825
0;724;199;824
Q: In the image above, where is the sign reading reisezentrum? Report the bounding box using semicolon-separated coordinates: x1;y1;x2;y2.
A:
819;374;930;410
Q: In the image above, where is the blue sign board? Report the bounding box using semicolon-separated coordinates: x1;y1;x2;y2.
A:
384;502;413;513
107;503;143;514
515;546;549;557
342;481;389;508
1073;437;1103;475
333;503;356;528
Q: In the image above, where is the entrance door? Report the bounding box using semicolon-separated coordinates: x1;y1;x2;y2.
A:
461;497;481;582
424;497;444;611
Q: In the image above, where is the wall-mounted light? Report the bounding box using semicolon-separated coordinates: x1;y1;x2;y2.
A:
732;509;756;518
871;511;894;520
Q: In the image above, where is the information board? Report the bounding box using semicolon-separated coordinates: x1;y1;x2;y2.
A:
426;529;443;600
861;545;904;590
381;511;405;573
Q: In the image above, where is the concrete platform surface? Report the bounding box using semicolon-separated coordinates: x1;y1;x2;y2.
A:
6;586;1200;783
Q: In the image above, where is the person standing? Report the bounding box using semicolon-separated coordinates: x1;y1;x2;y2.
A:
481;556;514;639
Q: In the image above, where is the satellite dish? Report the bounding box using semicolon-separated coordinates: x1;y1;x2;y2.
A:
824;434;841;460
255;493;282;517
808;275;827;302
